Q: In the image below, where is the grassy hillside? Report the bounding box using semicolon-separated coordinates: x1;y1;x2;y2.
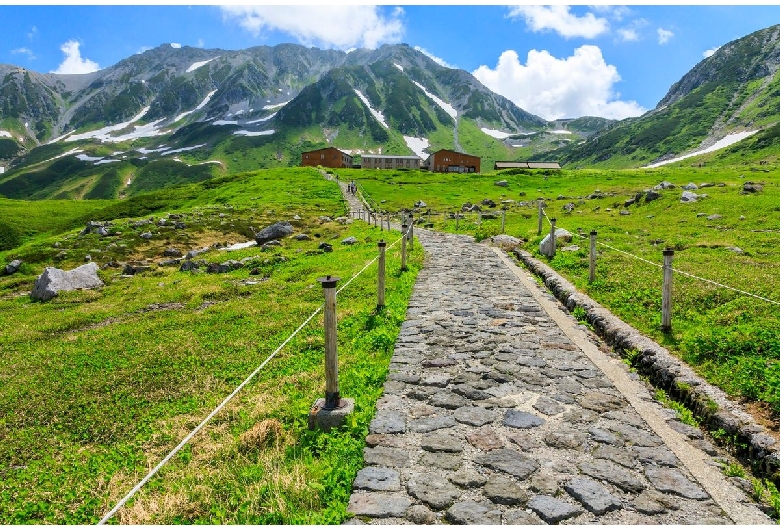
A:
0;167;423;524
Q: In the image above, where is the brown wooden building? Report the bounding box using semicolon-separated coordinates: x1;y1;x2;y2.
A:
424;149;480;173
301;147;353;169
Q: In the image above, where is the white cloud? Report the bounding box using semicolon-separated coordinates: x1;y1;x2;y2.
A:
170;43;182;49
590;5;631;22
11;47;36;60
703;46;720;58
507;5;609;39
51;40;99;75
617;28;639;42
27;26;37;40
413;46;455;69
221;5;404;50
197;38;205;48
658;28;674;45
136;46;153;55
472;46;646;121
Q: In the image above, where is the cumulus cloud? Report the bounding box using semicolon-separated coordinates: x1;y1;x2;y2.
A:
507;5;609;39
472;46;646;121
51;40;99;75
221;5;404;50
617;28;639;42
657;28;674;45
11;47;36;60
414;46;455;69
590;5;631;22
703;46;720;58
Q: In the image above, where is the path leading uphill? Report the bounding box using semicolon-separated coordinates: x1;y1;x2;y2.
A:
345;228;770;525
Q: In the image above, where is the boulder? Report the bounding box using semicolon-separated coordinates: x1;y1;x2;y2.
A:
123;263;151;275
742;182;763;193
654;181;675;190
563;202;575;213
683;182;698;190
140;232;153;239
294;234;311;241
645;190;661;202
30;262;104;301
319;242;333;252
415;200;427;208
555;228;573;243
488;235;522;250
494;180;509;187
680;191;699;203
342;236;358;245
481;199;496;208
163;247;183;257
5;259;22;275
255;221;294;244
186;247;209;259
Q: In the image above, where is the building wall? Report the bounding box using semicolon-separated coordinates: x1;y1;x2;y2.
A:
301;147;352;168
426;150;480;173
361;156;421;170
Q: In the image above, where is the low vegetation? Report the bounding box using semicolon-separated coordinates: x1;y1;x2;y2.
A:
0;168;423;523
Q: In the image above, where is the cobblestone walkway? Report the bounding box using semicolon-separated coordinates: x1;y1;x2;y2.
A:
346;229;769;525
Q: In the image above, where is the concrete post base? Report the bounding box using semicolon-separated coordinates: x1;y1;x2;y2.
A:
308;397;355;432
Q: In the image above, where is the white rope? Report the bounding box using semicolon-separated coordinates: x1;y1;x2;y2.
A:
567;228;780;305
541;207;552;227
98;235;410;524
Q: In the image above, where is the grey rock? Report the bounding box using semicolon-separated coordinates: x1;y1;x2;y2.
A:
530;472;560;495
407;473;461;509
341;236;358;245
644;466;708;500
449;467;487;488
370;410;406;435
666;419;703;439
353;467;401;491
179;260;199;272
163;247;182;257
484;474;529;505
593;445;635;468
30;262;104;301
504;410;545;429
185;247;209;259
578;460;645;493
430;391;469;410
533;396;566;416
544;429;586;450
495;180;509;187
564;477;622;515
318;242;333;252
689;438;719;456
527;495;583;523
405;504;437;524
634;446;680;467
255;221;294;244
578;391;627;412
645;190;661;202
363;446;409;467
452;384;491;401
454;406;495;426
602;421;662;447
475;449;539;479
680;191;699;203
446;500;502;525
633;489;679;514
743;182;763;193
415;200;427;208
683;182;698;190
421;374;450;387
347;493;410;518
140;231;153;239
561;245;580;252
421;433;463;453
419;451;462;470
294;233;311;241
507;432;542;451
706;214;723;221
466;427;504;451
503;509;546;525
4;259;22;275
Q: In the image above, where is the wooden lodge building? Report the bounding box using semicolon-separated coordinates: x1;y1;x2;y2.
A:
300;147;353;169
361;154;422;170
424;149;480;173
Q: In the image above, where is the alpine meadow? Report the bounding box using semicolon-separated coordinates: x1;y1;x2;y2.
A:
2;15;780;524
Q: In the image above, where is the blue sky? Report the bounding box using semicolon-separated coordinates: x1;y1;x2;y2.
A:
2;4;779;121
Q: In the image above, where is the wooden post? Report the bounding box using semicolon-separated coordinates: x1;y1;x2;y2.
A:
549;218;556;258
401;224;408;271
537;200;543;235
377;241;386;310
317;275;341;410
409;216;414;249
662;249;674;332
589;231;597;283
501;210;506;234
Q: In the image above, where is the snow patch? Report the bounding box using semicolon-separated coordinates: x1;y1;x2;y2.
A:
263;100;290;110
411;80;457;120
75;154;103;162
186;56;219;73
354;88;388;128
0;131;11;138
174;89;218;122
394;63;404;72
94;159;120;165
63;106;152;142
161;144;205;155
245;113;276;125
548;130;572;135
233;130;275;136
137;146;168;154
481;128;512;139
221;240;257;251
403;136;429;159
214;120;238;126
645;130;759;168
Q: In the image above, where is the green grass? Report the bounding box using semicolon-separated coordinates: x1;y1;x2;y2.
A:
0;168;423;524
349;164;780;416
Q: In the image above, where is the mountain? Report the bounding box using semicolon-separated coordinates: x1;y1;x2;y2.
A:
0;43;587;200
549;24;780;168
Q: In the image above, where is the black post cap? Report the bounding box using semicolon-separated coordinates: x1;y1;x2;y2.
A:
378;240;386;248
317;275;340;288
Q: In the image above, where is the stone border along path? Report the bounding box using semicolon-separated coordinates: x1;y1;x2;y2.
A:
344;228;771;525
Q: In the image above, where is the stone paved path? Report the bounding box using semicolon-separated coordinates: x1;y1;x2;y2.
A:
345;229;770;525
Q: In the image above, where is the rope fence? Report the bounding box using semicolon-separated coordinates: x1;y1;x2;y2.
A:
98;210;413;524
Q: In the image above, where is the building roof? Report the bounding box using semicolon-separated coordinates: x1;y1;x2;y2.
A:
527;162;561;169
494;161;561;170
494;161;529;169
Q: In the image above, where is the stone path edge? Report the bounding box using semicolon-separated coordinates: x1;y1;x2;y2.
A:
512;248;780;480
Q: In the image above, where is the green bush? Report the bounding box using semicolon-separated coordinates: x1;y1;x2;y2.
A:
0;220;21;250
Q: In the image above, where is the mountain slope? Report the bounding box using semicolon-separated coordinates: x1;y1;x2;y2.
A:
554;24;780;168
